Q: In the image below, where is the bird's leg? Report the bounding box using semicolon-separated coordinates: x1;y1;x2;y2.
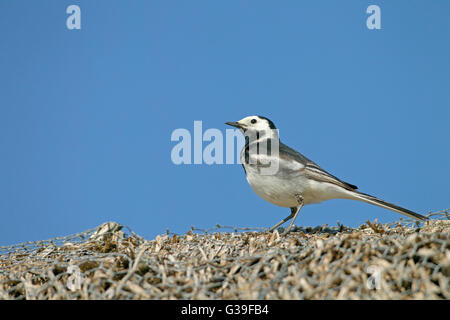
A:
268;207;297;232
281;195;304;236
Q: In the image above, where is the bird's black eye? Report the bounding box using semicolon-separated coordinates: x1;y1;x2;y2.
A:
251;119;257;124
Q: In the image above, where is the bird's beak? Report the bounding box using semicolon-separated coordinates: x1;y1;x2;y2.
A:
225;121;243;129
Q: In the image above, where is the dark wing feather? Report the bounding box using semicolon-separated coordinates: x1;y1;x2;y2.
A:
279;142;358;191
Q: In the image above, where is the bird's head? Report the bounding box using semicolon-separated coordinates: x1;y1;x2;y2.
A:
225;116;277;138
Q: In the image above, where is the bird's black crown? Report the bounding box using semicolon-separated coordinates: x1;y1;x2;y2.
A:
257;116;277;129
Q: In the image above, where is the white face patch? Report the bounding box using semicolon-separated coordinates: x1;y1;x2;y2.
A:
237;116;273;131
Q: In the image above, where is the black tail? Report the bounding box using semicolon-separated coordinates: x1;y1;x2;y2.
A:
353;191;427;221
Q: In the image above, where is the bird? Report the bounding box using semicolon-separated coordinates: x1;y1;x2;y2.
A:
225;115;427;235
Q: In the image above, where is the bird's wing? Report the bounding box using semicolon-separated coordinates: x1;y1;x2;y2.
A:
279;142;358;191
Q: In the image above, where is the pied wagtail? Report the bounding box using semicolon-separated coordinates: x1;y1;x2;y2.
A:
226;115;426;235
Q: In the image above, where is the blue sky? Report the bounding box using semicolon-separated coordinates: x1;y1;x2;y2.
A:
0;1;449;245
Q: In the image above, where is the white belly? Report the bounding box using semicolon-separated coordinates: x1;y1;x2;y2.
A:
245;170;353;208
245;171;304;207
